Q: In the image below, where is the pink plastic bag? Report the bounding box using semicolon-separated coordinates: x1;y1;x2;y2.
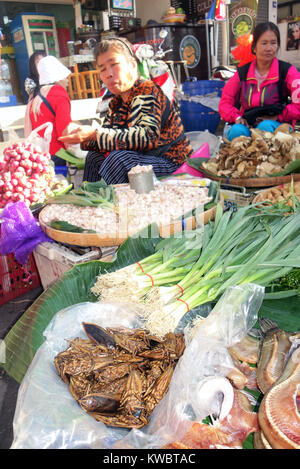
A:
172;142;210;177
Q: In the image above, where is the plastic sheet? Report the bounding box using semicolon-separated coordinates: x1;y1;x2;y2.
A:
185;130;222;156
0;201;52;265
11;284;264;449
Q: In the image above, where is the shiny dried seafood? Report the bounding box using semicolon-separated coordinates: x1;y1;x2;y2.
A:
228;334;259;364
258;343;300;449
54;323;185;429
256;318;297;394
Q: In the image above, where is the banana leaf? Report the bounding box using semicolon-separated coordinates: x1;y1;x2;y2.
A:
268;159;300;177
1;224;161;384
50;220;96;233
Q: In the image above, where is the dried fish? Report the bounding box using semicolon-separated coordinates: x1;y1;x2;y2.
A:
253;431;273;449
228;334;259;364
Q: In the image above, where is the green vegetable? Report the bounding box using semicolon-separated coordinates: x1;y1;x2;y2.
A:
94;202;300;334
278;269;300;289
50;220;96;233
52;183;73;196
267;268;300;296
46;178;116;210
267;159;300;177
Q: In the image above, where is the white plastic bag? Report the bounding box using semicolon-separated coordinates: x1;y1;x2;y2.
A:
65;144;88;159
26;122;53;154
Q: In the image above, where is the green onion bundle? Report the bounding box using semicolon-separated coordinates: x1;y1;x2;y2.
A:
145;205;300;335
92;202;300;336
91;227;208;303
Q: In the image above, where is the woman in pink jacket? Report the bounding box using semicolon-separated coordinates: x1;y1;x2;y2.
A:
219;22;300;141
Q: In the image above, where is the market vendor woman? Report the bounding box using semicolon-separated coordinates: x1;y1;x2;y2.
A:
219;21;300;141
59;37;192;183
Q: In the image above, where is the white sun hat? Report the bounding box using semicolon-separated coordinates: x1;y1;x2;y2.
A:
38;56;71;85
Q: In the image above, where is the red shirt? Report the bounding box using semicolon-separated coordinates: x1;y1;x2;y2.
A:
30;85;71;156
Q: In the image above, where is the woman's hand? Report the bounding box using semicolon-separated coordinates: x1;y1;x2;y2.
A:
59;125;97;144
235;116;249;127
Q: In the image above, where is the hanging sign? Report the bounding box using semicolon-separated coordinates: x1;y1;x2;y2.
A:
229;0;258;60
179;35;201;68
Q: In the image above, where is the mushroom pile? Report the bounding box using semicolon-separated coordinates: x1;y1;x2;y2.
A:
202;124;300;179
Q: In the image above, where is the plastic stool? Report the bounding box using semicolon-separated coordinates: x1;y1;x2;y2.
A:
172;142;210;177
55;166;69;177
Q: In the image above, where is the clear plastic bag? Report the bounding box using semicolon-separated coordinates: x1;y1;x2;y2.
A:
10;284;264;449
11;302;143;449
65;144;88;159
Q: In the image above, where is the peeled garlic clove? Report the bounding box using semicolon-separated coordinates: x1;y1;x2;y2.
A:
194;376;234;421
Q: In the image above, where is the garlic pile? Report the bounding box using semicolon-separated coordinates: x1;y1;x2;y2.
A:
128;164;153;175
40;184;212;236
202;125;300;179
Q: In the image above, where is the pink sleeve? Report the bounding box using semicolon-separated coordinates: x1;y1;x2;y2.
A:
218;72;243;123
278;65;300;123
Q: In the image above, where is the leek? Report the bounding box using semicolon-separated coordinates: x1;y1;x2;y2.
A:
143;206;300;336
91;202;300;336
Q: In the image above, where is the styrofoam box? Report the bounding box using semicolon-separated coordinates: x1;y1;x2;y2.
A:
33;241;102;290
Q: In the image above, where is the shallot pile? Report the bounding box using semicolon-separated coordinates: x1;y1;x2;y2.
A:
0;142;55;208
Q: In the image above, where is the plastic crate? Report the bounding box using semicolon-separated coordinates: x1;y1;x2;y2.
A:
182;79;225;97
33;242;102;290
55;166;69;177
180;79;225;133
0;95;18;107
0;252;41;306
180;101;221;133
